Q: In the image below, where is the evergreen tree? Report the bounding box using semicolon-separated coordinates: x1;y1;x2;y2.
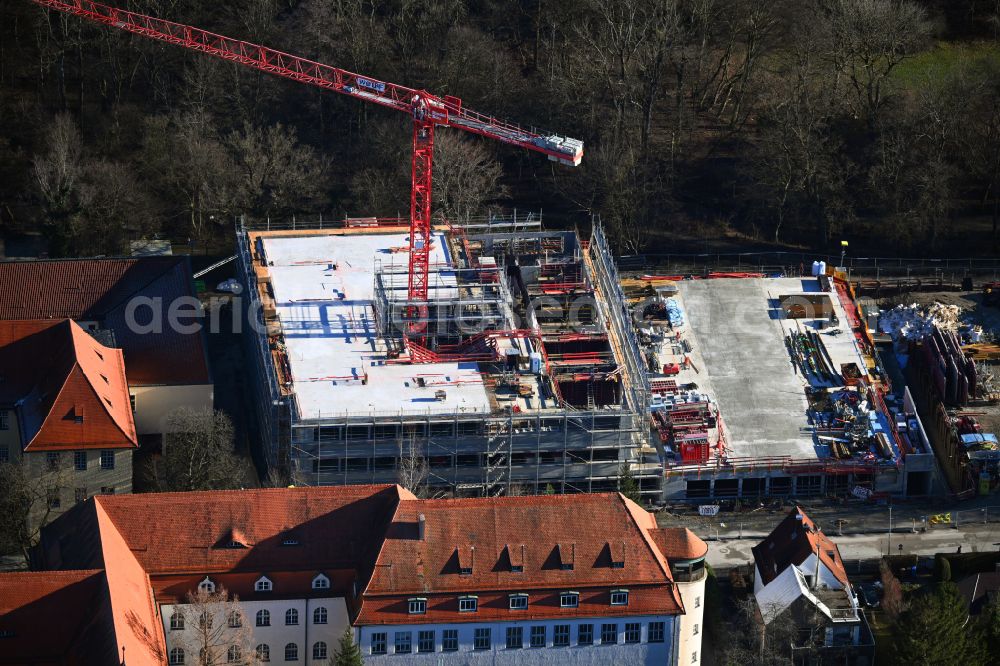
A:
330;627;363;666
618;463;642;504
892;582;986;666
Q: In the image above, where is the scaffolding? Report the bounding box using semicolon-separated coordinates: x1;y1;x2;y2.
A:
238;218;661;498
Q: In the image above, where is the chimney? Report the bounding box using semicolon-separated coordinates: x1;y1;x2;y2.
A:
418;514;426;541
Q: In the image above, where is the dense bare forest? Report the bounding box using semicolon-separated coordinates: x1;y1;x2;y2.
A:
1;0;999;258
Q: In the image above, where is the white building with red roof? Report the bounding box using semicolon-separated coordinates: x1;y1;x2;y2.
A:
18;485;707;665
751;507;874;662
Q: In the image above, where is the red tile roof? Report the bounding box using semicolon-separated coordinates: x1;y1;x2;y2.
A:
93;485;407;574
31;486;693;651
649;528;709;561
358;493;683;624
0;570;110;665
0;257;210;385
0;319;136;451
751;506;848;587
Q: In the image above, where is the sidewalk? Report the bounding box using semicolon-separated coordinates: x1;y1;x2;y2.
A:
704;522;1000;569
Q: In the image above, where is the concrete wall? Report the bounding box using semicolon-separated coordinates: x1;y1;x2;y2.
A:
161;597;349;665
131;383;214;436
357;616;676;665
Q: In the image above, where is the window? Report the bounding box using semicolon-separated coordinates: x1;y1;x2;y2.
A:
313;607;327;624
458;596;478;612
46;452;60;469
506;626;523;649
694;596;700;608
692;650;698;663
610;589;629;606
256;609;270;627
254;576;272;592
417;630;434;653
283;643;298;661
511;565;523;573
169;612;184;631
255;644;270;662
312;642;327;660
408;597;427;614
693;623;699;635
129;394;136;412
198;577;215;594
648;621;665;643
442;629;458;652
578;624;594;646
601;623;617;645
371;633;387;655
0;445;7;463
74;451;87;470
553;625;570;647
394;631;412;654
100;450;114;470
227;611;242;628
0;411;8;430
199;612;213;630
312;573;330;589
509;594;528;610
474;628;491;651
100;486;115;495
530;625;546;648
227;646;241;663
285;608;298;625
74;487;87;503
560;592;579;608
47;488;60;509
624;623;641;644
169;648;185;665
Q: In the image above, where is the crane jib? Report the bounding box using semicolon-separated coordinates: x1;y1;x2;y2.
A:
28;0;583;304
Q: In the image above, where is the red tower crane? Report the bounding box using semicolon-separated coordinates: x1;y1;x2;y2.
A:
29;0;584;302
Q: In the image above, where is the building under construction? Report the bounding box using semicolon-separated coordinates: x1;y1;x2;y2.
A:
625;270;941;501
238;217;659;498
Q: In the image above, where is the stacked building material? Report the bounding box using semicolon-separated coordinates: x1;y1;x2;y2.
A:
918;324;977;405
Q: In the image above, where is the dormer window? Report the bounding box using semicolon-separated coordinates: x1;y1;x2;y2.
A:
610;589;629;606
312;574;330;590
560;592;579;608
509;594;528;610
458;596;478;613
408;598;427;615
254;576;272;593
556;543;575;571
608;541;625;569
457;545;474;575
281;537;299;546
511;565;523;573
198;577;215;594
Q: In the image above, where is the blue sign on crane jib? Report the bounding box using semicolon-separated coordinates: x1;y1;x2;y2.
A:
356;77;386;93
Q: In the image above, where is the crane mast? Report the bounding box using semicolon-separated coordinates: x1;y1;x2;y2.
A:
29;0;584;303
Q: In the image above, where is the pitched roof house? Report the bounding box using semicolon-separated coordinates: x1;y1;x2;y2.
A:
18;485;708;665
751;507;873;664
0;319;136;452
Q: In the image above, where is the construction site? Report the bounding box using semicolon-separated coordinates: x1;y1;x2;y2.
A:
624;269;940;502
238;218;659;498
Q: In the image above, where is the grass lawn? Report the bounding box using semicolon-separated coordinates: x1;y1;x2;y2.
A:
891;41;1000;90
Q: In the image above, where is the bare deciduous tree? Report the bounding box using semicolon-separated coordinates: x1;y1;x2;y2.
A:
162;408;251;492
431;132;507;223
175;586;260;666
397;436;429;498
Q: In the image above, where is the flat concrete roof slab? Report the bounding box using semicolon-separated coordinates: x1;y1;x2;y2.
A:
261;232;490;419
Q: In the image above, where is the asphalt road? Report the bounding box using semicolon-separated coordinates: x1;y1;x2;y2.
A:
705;522;1000;569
